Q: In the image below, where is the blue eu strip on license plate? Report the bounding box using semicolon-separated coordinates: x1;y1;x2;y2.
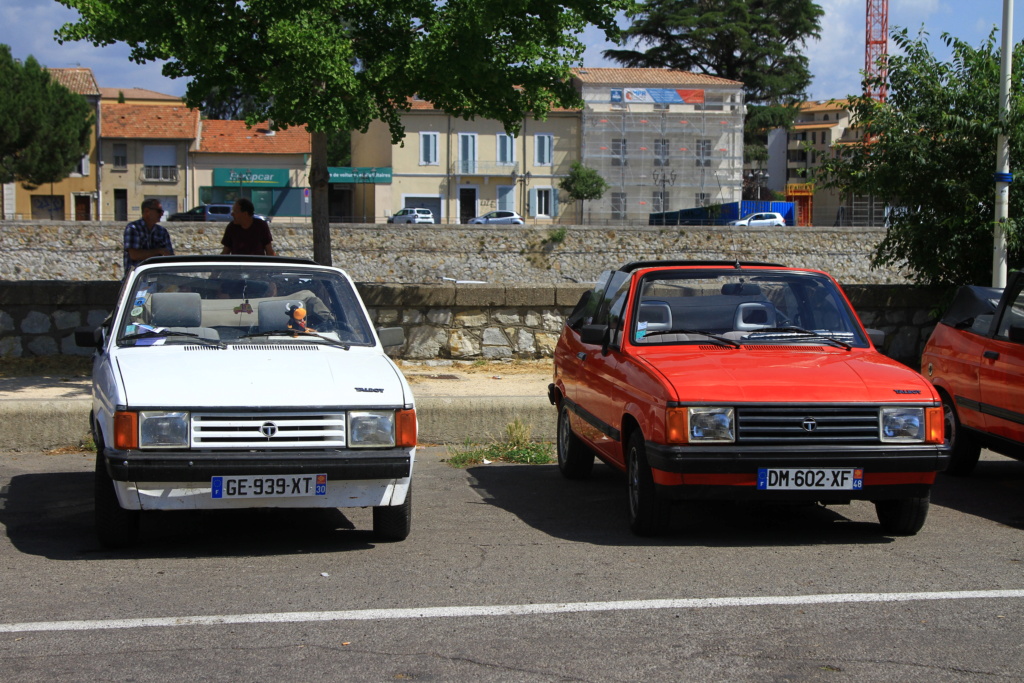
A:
757;468;863;491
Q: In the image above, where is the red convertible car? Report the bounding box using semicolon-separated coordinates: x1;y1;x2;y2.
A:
921;271;1024;475
549;261;949;536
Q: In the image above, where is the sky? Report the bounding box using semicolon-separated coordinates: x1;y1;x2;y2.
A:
2;0;1022;102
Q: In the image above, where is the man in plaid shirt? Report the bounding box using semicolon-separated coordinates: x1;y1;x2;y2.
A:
123;198;174;274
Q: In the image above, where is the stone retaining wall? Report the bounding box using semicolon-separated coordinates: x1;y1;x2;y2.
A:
0;220;911;285
0;280;950;368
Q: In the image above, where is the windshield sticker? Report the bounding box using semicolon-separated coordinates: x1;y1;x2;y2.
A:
131;306;143;316
636;320;648;340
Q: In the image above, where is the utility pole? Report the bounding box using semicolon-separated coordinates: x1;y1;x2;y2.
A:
994;0;1014;288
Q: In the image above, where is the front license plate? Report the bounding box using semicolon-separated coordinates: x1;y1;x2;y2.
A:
757;468;863;491
211;474;328;499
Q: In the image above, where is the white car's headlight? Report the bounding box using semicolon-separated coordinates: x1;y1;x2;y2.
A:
880;407;925;443
688;407;735;443
348;410;396;448
139;411;190;448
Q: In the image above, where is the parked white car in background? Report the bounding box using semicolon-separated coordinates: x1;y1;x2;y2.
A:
77;255;416;548
728;212;786;227
467;210;525;225
388;208;435;224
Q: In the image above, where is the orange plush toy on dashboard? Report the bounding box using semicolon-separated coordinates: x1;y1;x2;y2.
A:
286;303;314;334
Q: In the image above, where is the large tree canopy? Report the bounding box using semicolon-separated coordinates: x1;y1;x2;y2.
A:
57;0;631;263
0;44;93;204
604;0;823;159
815;29;1024;286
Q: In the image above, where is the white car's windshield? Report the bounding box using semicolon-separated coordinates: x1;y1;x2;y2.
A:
117;265;375;346
632;271;868;348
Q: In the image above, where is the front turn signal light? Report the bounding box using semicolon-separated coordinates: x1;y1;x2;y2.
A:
396;408;418;447
113;411;139;450
666;408;688;444
925;406;944;444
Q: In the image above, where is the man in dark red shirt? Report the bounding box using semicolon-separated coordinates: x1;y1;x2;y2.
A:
221;198;276;255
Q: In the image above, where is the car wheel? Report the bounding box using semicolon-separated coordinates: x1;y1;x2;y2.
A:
874;494;929;535
94;447;140;549
942;393;981;476
627;431;670;536
372;487;411;541
557;404;594;479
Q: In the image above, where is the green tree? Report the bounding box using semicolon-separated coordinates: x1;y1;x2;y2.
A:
57;0;631;264
814;29;1024;286
0;45;93;215
604;0;823;159
559;161;608;223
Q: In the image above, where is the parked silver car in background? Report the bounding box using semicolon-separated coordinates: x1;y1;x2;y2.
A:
388;208;435;224
168;204;270;222
467;210;525;225
728;212;786;227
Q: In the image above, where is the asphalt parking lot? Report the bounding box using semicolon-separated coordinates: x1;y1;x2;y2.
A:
0;446;1022;681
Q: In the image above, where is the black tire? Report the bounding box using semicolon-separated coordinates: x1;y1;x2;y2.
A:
874;495;930;536
373;487;412;542
626;431;670;536
94;448;140;549
942;393;981;476
557;404;594;479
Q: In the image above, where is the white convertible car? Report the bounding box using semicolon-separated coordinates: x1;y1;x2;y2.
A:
77;255;416;548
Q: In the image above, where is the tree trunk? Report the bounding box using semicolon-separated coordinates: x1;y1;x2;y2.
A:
310;131;331;266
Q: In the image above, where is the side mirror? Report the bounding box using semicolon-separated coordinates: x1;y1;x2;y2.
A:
1009;325;1024;343
377;327;405;348
866;328;885;347
75;327;103;349
580;324;608;345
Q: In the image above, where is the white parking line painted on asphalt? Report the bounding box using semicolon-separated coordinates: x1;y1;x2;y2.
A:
2;589;1023;634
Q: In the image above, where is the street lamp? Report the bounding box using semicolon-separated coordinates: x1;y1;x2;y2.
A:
652;169;677;213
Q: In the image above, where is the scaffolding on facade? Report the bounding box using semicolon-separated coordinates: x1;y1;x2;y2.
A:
581;102;744;224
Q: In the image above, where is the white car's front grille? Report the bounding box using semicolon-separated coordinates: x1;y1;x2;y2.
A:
191;412;347;449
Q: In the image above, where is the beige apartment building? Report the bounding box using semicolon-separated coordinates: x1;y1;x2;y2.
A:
768;99;883;227
100;103;199;222
351;68;746;225
351;98;579;224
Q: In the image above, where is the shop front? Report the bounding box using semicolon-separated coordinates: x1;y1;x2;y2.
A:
202;168;311;219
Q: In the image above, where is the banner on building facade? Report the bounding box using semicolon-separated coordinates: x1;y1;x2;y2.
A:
328;167;393;184
213;168;291;187
612;88;706;105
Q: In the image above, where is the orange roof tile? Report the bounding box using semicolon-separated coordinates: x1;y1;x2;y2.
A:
792;121;839;130
101;103;199;139
799;99;851;113
47;67;100;96
572;67;741;87
100;87;182;102
198;120;310;154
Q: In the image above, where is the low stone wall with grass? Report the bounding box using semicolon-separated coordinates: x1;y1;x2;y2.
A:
0;280;950;368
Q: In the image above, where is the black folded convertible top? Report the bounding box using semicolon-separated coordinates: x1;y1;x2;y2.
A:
941;285;1002;328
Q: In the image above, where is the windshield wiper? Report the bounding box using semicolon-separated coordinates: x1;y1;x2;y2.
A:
744;327;852;350
118;329;225;349
238;329;351;350
641;328;741;348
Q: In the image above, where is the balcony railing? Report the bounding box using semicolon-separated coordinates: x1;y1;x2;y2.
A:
453;160;519;176
142;165;179;183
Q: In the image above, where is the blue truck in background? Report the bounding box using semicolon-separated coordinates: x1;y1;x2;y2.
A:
650;201;795;226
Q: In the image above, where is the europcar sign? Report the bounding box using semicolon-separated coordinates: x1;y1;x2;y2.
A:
213;168;291;187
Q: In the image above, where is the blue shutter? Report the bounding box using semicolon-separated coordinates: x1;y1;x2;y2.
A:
551;189;559;218
529;188;537;217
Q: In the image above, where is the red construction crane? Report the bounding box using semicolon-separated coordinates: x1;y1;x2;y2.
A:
865;0;889;101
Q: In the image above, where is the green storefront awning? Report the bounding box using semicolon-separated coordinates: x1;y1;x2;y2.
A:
213;168;291;187
328;167;393;184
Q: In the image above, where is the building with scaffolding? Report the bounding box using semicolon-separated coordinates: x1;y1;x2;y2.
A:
571;68;745;224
